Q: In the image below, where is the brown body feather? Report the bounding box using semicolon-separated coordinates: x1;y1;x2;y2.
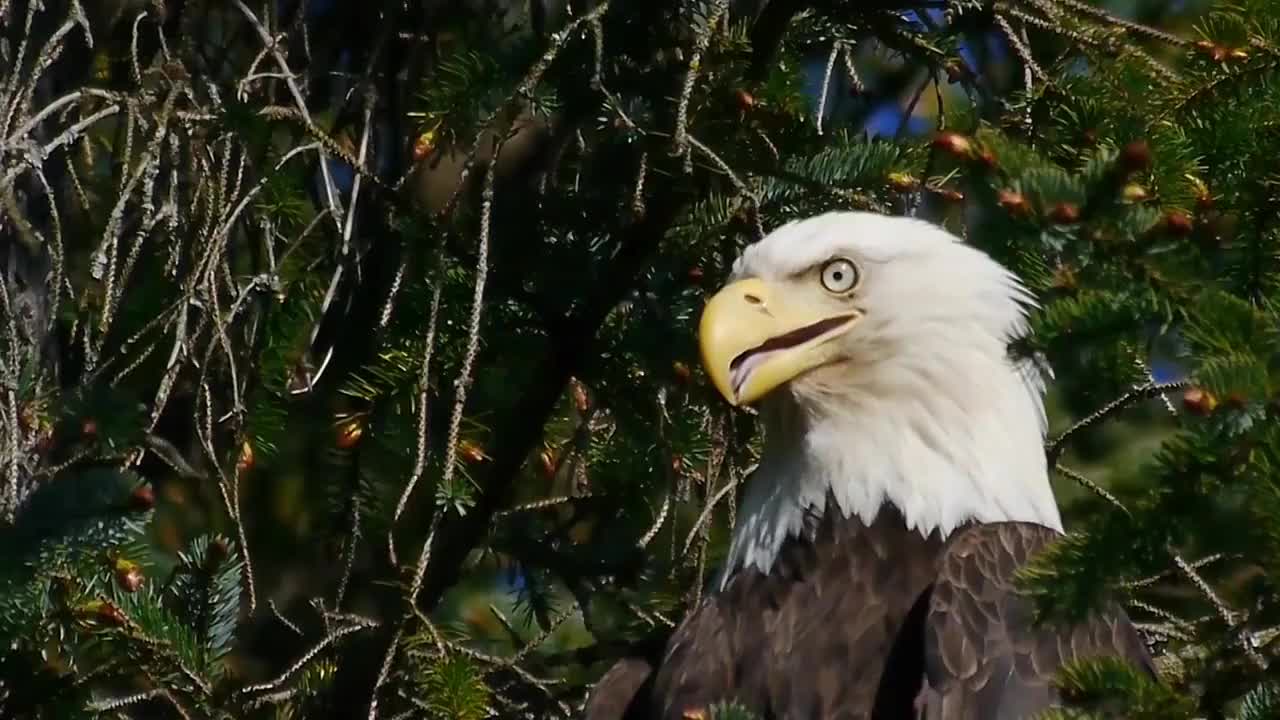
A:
585;501;1153;720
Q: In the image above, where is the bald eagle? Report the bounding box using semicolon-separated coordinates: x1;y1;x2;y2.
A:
584;212;1154;719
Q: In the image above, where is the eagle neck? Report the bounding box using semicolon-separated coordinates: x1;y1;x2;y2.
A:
718;351;1061;588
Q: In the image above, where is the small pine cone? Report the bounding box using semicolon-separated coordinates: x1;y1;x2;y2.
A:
934;187;964;203
1182;387;1218;416
1048;202;1081;224
18;404;37;432
887;172;919;192
335;418;364;449
412;129;437;162
1162;211;1194;236
82;600;127;627
208;537;231;566
1051;264;1078;291
672;361;692;384
113;559;144;593
458;439;487;464
997;189;1031;217
128;485;156;512
1121;183;1149;203
570;378;590;413
538;448;557;480
1117;140;1152;173
237;440;255;474
931;131;974;158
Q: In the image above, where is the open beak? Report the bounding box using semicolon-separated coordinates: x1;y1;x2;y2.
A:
698;278;861;406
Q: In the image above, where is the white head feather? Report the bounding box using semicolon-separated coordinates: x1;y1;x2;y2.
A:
719;211;1062;585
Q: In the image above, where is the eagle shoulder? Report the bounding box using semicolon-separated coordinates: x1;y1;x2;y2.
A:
583;657;654;720
918;521;1155;718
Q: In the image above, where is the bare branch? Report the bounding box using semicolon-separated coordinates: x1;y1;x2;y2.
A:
1046;381;1188;464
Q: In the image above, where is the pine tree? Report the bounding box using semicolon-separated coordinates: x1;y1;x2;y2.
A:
3;0;1280;718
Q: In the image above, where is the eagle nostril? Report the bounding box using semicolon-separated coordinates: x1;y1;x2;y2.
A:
744;293;764;306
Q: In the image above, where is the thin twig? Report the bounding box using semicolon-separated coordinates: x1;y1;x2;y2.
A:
994;13;1048;82
1125;553;1228;589
387;258;445;567
241;622;374;695
816;41;840;135
1054;464;1129;515
637;491;671;549
405;136;499;601
1170;548;1267;669
672;0;728;165
681;473;739;557
1046;381;1188;464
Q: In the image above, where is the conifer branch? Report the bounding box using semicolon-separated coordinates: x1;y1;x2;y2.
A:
339;88;376;261
632;151;648;218
334;491;362;611
366;625;405;720
0;280;23;521
1124;553;1229;590
674;0;728;169
994;13;1048;82
1165;56;1280;119
1170;548;1267;670
270;600;304;636
407;164;690;631
436;1;613;221
682;473;740;558
816;41;840;136
231;0;344;232
488;604;526;649
377;258;407;332
494;494;595;518
408;135;499;603
1053;464;1129;515
241;621;373;696
622;597;676;629
510;609;571;664
1131;621;1195;643
1127;598;1204;636
637;491;672;550
1046;381;1189;465
687;135;764;239
196;380;258;616
436;642;572;715
1038;0;1189;47
387;262;444;567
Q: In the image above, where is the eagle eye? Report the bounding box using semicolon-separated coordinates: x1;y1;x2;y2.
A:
819;258;859;294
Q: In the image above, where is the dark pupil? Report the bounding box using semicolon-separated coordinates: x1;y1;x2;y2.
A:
831;271;843;282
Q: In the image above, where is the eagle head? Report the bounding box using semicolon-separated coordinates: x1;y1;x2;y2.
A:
699;212;1063;579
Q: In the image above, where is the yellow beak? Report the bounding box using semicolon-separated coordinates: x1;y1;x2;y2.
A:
698;278;861;406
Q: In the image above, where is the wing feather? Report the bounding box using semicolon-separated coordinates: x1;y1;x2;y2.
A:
919;522;1155;719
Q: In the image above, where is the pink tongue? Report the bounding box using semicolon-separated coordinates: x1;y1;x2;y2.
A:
731;350;774;397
